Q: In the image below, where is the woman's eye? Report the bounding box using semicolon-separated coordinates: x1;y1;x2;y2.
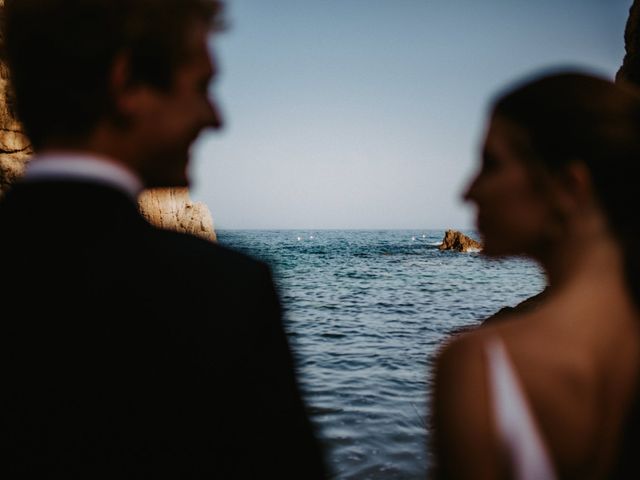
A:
481;152;500;173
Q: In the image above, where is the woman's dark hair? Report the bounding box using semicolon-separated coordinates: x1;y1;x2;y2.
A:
492;72;640;294
492;70;640;477
0;0;224;149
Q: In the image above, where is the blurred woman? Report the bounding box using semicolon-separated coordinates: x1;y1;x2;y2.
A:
431;72;640;479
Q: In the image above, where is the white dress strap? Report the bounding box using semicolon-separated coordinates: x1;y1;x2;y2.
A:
485;338;557;480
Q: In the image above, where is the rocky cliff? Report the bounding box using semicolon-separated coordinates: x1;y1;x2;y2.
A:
0;0;31;195
138;188;216;242
617;0;640;84
438;229;482;253
0;59;32;196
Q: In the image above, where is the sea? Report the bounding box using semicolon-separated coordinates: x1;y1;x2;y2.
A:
217;229;546;480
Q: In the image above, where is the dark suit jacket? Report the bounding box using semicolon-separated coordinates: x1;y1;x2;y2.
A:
0;180;327;479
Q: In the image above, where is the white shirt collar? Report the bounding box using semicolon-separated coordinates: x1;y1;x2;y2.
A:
24;152;144;199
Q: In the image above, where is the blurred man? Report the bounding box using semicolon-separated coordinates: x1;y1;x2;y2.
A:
0;0;327;477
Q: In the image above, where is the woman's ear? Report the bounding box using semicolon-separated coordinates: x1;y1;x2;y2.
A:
552;161;595;214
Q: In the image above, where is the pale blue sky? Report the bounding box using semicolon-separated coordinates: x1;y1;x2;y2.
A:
191;0;632;229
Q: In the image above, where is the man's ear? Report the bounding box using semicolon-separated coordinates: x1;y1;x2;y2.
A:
109;53;144;119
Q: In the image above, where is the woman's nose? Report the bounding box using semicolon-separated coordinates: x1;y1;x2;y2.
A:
205;97;224;130
462;175;479;203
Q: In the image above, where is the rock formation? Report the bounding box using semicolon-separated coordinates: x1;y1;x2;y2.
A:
438;229;482;253
0;2;216;242
616;0;640;84
0;30;33;197
138;188;216;242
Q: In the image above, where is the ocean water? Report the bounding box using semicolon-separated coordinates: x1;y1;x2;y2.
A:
217;229;545;480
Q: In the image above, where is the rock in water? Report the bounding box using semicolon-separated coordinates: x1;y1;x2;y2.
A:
438;229;482;253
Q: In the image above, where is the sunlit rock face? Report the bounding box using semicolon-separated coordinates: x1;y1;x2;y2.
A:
0;55;32;197
438;229;482;253
138;188;217;242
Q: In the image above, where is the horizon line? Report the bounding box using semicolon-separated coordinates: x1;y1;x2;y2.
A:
215;227;476;231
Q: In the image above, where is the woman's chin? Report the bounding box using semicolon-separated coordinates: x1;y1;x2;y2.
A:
479;238;513;258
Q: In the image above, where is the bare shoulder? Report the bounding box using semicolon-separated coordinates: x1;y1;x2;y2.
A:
431;327;507;480
435;316;517;374
436;327;490;381
431;313;561;480
433;322;510;423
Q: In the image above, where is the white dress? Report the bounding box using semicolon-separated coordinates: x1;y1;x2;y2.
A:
485;338;558;480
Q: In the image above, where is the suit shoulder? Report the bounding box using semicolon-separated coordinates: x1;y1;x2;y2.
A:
146;227;269;275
